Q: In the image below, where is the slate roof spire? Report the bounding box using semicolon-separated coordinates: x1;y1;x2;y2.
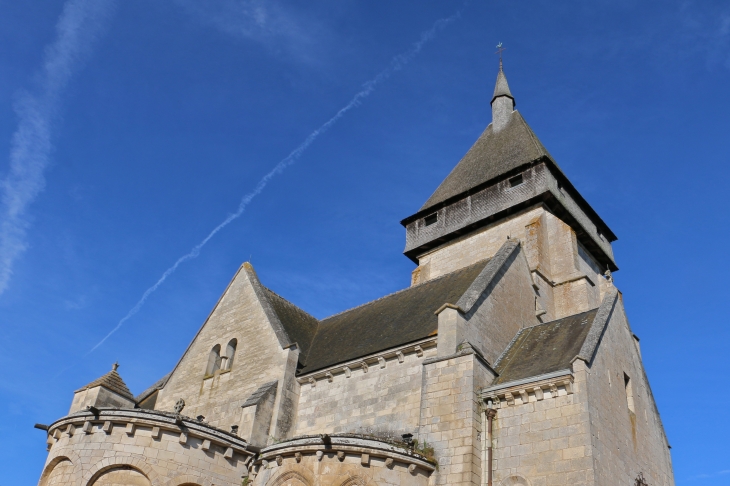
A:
491;60;515;132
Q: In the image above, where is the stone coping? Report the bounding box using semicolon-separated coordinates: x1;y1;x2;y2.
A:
47;407;258;454
296;337;437;385
258;435;436;471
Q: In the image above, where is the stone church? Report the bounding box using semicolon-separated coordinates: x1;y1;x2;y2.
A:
37;64;675;486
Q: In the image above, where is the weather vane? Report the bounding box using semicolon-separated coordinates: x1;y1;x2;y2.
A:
495;42;506;69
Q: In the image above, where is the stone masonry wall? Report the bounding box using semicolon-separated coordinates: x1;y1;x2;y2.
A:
490;363;594;486
584;297;675;486
156;265;292;439
419;352;495;486
415;206;544;283
39;421;247;486
295;347;436;437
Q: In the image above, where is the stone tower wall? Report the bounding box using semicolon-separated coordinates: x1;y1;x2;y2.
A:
584;298;675;486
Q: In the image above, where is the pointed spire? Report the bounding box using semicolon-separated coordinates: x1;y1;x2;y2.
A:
491;60;515;132
491;59;514;104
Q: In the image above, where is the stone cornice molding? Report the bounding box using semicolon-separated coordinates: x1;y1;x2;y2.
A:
479;370;574;408
296;337;437;385
257;435;435;473
46;408;258;456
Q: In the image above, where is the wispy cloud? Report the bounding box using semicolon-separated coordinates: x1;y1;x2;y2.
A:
686;468;730;481
175;0;320;62
86;5;467;353
0;0;116;295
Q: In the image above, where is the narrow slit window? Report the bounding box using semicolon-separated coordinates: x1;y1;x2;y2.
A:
509;174;524;187
624;372;635;413
424;213;438;226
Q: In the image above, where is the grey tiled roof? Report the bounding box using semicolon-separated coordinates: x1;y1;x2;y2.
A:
76;368;135;401
264;288;319;362
493;308;599;385
420;110;559;212
135;373;170;403
298;259;491;375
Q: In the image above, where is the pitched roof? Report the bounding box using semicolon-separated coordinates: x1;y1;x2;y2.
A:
420;110;558;212
76;366;135;401
135;373;170;403
264;288;319;362
492;308;599;385
299;258;491;375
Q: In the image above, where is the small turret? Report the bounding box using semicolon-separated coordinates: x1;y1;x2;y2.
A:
69;362;135;413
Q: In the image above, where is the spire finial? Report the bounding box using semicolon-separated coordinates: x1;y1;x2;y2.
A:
112;362;119;371
495;42;506;70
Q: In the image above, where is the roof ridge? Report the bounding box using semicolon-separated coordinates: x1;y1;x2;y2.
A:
319;259;491;324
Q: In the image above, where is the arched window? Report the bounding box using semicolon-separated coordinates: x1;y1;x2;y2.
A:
205;344;221;376
225;339;238;370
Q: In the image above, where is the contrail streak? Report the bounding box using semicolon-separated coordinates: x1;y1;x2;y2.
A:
0;0;116;295
87;7;464;353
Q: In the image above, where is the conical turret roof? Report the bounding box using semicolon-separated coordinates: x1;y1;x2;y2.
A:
76;363;135;401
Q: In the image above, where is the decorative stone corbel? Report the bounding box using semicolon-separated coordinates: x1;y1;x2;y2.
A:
325;372;333;383
202;439;211;451
549;383;558;397
151;426;161;440
385;458;394;469
504;392;515;406
102;421;112;435
224;447;234;459
361;453;369;465
533;387;544;401
82;421;93;434
414;346;423;357
295;452;302;463
275;455;283;466
179;430;189;445
396;351;405;363
308;377;316;388
563;379;573;394
378;357;386;368
337;451;346;461
343;366;352;378
408;464;417;475
316;451;324;461
361;362;369;374
125;423;135;437
518;389;529;404
66;424;75;437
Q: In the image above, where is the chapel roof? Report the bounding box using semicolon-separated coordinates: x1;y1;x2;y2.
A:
298;258;491;375
492;308;599;385
76;363;135;401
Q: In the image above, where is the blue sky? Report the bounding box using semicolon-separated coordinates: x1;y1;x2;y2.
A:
1;0;728;483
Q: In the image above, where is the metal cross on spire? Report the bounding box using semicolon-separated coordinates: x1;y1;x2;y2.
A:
495;42;506;70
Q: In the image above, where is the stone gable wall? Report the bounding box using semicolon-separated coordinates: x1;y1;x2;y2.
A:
584;298;675;486
155;266;290;435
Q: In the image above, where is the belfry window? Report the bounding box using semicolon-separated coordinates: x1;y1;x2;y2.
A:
424;213;438;226
205;344;221;377
508;174;524;187
225;339;237;370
